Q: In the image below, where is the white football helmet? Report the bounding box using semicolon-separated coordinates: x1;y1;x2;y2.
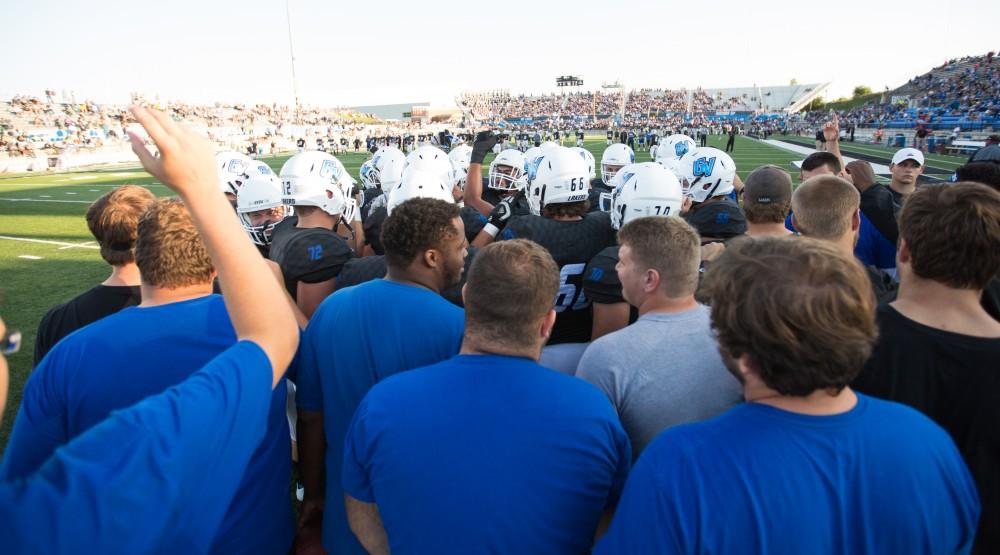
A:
488;149;527;192
449;144;473;170
600;144;635;186
570;146;596;180
372;146;406;190
657;134;697;161
452;159;470;191
386;168;455;215
522;146;546;184
610;162;684;230
540;140;560;150
406;145;455;187
359;159;379;190
216;151;253;196
656;157;685;180
677;147;736;203
278;151;348;216
236;175;289;245
526;147;590;215
242;159;274;180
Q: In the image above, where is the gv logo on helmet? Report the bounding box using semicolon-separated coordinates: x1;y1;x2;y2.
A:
675;142;689;157
692;157;717;178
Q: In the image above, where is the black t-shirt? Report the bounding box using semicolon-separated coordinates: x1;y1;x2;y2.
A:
268;217;354;299
503;211;617;344
983;277;1000;323
363;205;389;255
34;284;141;365
588;179;612;213
335;249;478;307
853;304;1000;554
815;130;825;142
864;265;898;304
859;185;899;245
916;128;929;138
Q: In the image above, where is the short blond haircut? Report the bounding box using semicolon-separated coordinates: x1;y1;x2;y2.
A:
617;216;701;297
791;175;859;240
135;198;214;288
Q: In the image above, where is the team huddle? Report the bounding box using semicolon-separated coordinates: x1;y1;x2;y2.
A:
1;105;999;554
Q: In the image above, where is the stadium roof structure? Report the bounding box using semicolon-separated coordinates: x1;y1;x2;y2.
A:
687;83;830;113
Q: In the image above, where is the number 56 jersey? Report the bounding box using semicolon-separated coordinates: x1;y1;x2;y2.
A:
501;211;617;344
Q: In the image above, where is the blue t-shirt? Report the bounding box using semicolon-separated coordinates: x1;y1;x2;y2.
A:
295;279;464;555
1;296;293;554
0;341;275;554
343;354;631;554
595;394;980;554
785;211;897;278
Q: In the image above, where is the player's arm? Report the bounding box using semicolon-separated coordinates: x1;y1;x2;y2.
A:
264;259;308;329
345;495;389;555
471;194;519;247
466;131;499;217
128;106;296;385
296;409;326;529
823;115;846;175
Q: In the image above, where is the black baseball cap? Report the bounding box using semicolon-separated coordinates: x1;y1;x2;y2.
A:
686;200;747;239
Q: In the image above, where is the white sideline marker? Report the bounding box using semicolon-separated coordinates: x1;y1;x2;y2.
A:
0;235;100;249
18;255;43;260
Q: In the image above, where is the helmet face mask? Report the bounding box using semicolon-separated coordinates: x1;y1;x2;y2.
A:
488;149;527;192
236;175;288;245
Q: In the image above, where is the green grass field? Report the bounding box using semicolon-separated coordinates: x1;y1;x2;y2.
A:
0;133;798;452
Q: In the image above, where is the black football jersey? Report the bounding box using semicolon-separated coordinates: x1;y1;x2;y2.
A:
502;211;617;344
583;245;640;324
459;206;487;242
588;179;612;213
268;217;354;299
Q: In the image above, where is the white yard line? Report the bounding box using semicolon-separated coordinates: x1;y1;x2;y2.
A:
0;235;99;249
0;197;93;204
18;255;43;260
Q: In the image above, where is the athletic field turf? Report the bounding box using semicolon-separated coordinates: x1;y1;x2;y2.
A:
0;133;968;450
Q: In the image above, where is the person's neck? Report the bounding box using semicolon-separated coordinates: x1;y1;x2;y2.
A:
385;265;440;294
297;212;337;230
459;336;542;361
139;282;214;308
638;294;698;318
746;383;858;416
746;222;793;238
822;233;856;259
102;263;141;287
889;180;915;196
893;275;1000;337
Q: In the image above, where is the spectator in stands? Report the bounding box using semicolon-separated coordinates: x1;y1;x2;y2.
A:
792;175;897;302
595;236;980;554
33;185;154;364
577;217;741;459
2;198;295;553
295;198;467;555
853;182;1000;554
888;148;925;207
742;165;794;237
971;134;1000;163
342;239;630;554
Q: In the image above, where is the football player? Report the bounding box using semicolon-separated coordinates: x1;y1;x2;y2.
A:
215;150;253;208
654;134;697;162
472;147;617;344
269;151;358;318
236;174;289;257
675;147;747;242
592;143;635;212
582;162;684;339
464;131;531;219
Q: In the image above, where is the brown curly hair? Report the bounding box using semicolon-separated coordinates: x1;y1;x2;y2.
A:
381;198;462;269
135;198;214;288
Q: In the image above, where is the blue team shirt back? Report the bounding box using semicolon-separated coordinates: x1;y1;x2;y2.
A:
343;354;631;554
295;279;464;555
1;295;294;554
596;394;980;554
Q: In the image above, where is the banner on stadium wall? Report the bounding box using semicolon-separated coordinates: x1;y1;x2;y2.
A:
890;95;910;106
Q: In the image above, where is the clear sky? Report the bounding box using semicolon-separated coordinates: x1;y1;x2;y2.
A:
2;0;997;108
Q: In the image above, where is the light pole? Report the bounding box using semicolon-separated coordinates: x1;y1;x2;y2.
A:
285;0;301;123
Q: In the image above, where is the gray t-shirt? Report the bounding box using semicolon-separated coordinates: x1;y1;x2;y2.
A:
576;305;743;459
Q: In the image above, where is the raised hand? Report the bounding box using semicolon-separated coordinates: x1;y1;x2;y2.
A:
127;105;217;200
823;115;840;143
471;130;500;165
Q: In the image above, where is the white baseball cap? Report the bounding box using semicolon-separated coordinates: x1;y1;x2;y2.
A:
892;148;924;166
